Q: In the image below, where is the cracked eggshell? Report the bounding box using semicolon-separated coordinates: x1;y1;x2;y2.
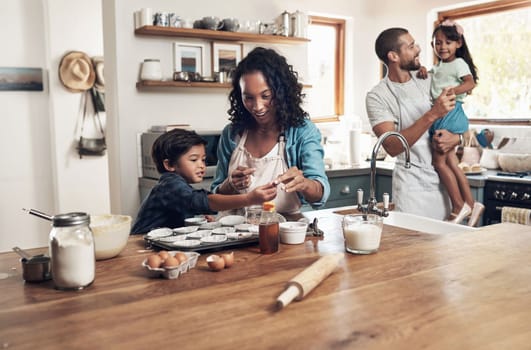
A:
206;254;225;271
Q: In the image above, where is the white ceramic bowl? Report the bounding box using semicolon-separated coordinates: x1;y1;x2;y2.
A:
498;153;531;172
279;221;308;245
90;214;132;260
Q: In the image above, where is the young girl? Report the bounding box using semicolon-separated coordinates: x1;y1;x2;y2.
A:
428;20;484;226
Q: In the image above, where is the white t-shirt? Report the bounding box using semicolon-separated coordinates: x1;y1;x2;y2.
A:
430;58;471;102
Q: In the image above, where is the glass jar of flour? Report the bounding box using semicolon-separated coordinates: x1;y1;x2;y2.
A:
49;212;95;290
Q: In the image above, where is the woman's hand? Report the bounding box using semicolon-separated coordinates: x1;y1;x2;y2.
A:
275;166;323;203
229;166;255;191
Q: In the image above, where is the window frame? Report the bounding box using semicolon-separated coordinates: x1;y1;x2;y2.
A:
436;0;531;126
307;16;345;123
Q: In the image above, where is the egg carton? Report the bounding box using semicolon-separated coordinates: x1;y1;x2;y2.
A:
142;251;200;279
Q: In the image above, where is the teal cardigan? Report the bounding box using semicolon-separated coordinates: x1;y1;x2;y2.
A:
211;119;330;208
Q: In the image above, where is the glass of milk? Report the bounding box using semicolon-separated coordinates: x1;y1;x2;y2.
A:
342;214;383;254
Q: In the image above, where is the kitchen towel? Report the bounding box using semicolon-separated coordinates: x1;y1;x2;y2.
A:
501;206;531;225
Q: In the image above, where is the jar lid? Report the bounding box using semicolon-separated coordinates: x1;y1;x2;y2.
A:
143;59;160;62
262;201;275;211
52;212;90;227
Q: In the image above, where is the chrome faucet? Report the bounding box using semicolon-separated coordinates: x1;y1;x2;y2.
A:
357;131;411;217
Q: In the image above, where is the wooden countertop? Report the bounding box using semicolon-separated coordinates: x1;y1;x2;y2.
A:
1;217;530;349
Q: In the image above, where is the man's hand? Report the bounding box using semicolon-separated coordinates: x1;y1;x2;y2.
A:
431;87;456;120
432;129;460;154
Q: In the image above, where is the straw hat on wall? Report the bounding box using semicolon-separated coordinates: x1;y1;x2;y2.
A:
59;51;95;92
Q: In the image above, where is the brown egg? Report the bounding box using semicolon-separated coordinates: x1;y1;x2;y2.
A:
174;252;188;263
158;250;169;261
146;254;162;269
163;256;180;268
220;252;234;268
206;254;225;271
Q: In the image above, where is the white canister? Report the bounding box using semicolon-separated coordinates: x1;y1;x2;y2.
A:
290;10;309;37
140;7;153;27
140;59;162;81
349;128;362;165
49;212;95;290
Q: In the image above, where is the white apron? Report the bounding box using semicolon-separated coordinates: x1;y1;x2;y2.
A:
223;130;301;215
387;77;450;220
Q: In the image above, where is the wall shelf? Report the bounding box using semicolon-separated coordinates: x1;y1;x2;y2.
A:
136;80;231;88
137;80;312;89
135;26;310;44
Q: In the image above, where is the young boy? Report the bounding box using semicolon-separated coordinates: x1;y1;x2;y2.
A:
131;129;277;234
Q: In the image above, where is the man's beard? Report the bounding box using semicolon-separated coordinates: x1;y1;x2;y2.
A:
401;57;420;71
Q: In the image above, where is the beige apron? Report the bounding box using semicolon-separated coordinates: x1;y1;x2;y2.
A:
224;130;301;215
387;77;450;220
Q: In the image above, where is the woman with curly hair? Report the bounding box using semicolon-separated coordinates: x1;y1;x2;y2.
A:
211;47;330;215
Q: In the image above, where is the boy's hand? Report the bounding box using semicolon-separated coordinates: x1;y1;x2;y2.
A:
248;183;277;204
416;66;429;79
229;166;255;191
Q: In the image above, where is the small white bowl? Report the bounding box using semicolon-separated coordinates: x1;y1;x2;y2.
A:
186;230;212;239
199;221;222;230
201;235;227;243
279;221;308;245
218;215;245;226
212;227;236;234
146;227;173;239
279;222;308;232
173;226;199;234
185;217;208;226
157;235;188;243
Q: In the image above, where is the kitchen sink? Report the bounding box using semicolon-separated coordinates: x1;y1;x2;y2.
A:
383;210;478;234
325;206;478;235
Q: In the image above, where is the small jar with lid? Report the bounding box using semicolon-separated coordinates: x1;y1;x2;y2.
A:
49;212;95;290
140;59;162;80
259;202;279;254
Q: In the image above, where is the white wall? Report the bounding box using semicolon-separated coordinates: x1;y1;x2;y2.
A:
102;0;358;219
0;0;109;252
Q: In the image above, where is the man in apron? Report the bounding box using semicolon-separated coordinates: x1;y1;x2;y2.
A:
366;27;462;220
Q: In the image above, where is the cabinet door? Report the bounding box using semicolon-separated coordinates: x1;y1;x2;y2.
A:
324;176;370;209
375;174;392;201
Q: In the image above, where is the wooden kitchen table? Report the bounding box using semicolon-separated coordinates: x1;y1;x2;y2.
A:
1;213;531;349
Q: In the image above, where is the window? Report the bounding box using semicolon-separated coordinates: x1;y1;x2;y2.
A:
437;0;531;124
306;16;345;122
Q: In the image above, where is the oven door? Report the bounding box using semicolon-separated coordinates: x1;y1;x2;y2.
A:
484;180;531;225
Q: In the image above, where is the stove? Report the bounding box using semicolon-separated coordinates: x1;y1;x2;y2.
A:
483;177;531;225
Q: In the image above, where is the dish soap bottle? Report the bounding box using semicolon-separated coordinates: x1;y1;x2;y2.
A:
259;201;279;254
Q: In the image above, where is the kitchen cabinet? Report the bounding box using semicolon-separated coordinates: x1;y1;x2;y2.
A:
134;26;310;89
325;175;370;209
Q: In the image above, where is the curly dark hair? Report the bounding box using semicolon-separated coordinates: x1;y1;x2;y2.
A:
227;47;308;134
151;129;206;174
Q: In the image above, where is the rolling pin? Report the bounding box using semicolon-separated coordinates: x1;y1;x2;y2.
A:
276;252;344;310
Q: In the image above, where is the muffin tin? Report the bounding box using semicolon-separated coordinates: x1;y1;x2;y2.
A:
144;218;258;252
